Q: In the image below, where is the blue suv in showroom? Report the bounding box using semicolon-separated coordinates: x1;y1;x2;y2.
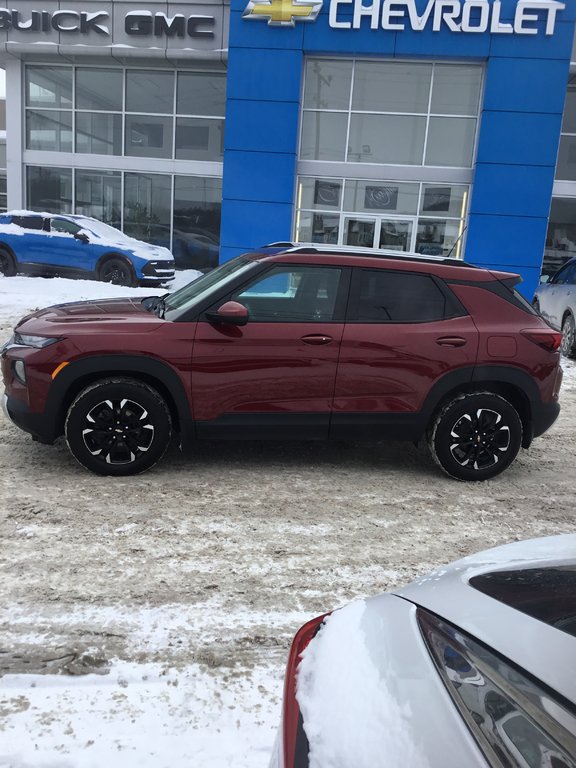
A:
0;212;175;286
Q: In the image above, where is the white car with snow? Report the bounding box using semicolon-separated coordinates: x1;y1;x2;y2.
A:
0;211;175;286
272;535;576;768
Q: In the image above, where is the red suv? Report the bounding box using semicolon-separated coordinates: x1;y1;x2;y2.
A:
1;247;563;480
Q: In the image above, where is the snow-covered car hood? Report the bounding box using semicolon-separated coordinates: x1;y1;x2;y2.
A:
14;297;163;333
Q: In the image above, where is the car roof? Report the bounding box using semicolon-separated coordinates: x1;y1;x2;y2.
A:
394;534;576;704
243;245;512;284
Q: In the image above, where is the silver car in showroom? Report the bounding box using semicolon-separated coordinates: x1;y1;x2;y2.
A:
271;535;576;768
534;258;576;357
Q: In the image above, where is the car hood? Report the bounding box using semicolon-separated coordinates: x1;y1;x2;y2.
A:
15;297;164;333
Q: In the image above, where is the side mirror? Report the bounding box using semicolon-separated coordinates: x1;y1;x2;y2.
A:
205;301;249;326
74;230;90;243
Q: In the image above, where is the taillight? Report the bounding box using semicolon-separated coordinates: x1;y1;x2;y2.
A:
282;613;329;768
521;328;562;352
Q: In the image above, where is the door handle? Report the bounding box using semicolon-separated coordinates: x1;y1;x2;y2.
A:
436;336;467;347
301;334;333;345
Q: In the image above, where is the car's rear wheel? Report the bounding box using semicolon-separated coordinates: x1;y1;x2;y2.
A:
98;257;136;287
561;313;576;358
65;378;172;476
0;247;16;277
428;392;522;481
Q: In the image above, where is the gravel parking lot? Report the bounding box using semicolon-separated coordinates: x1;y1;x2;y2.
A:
1;280;576;766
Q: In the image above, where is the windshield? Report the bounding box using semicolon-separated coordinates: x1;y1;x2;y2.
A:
75;218;134;242
164;256;257;315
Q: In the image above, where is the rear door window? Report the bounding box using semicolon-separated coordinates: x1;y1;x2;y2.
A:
349;268;464;323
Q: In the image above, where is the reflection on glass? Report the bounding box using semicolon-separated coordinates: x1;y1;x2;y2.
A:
26;66;72;109
425;117;476;167
416;218;461;257
26;166;72;213
344;217;375;247
26;110;73;152
379;219;412;251
177;72;226;116
353;61;432;114
76;68;122;111
556;136;576;181
298;178;342;211
172;175;222;270
303;59;353;111
126;70;175;114
300;112;348;161
431;65;482;116
125;115;173;159
348;114;426;165
544;198;576;277
75;170;121;225
175;118;224;161
344;180;419;215
124;172;171;242
420;185;468;218
76;113;122;155
561;79;576;134
296;211;340;244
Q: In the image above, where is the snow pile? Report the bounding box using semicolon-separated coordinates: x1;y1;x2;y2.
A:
1;660;278;768
562;359;576;391
296;601;429;768
0;271;201;329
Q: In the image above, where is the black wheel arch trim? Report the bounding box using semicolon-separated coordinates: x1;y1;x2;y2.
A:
420;364;545;448
43;355;194;447
96;252;136;275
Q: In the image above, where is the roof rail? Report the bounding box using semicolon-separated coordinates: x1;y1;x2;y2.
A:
262;243;477;267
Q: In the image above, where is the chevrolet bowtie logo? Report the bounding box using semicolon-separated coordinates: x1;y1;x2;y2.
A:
243;0;323;27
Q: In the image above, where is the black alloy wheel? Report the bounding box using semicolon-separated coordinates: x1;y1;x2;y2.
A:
0;247;16;277
561;313;576;358
429;392;522;481
65;378;171;476
99;257;135;287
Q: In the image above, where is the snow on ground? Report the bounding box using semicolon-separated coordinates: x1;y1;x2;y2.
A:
1;274;576;768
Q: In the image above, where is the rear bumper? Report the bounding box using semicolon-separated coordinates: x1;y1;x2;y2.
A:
2;393;56;444
531;400;561;440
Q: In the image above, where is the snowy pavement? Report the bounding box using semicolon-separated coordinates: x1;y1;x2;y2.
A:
0;273;575;768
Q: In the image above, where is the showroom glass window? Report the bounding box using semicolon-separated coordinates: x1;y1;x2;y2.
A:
296;59;481;257
556;75;576;182
23;64;226;269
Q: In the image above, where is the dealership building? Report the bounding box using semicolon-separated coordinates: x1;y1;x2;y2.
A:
0;0;575;296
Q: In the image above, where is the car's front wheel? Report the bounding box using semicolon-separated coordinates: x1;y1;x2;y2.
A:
65;378;172;476
0;247;17;277
98;257;136;287
428;392;522;481
561;313;576;358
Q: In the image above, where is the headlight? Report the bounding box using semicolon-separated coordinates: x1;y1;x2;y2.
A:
13;333;60;349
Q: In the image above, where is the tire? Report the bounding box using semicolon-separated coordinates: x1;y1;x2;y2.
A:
428;392;522;481
65;378;172;476
98;257;136;287
0;247;16;277
561;313;576;359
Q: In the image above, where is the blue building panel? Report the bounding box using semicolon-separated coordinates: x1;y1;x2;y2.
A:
483;57;570;113
220;200;294;250
226;48;303;103
476;111;563;167
489;19;574;59
465;214;549;268
223;150;297;203
470;164;556;219
224;100;301;154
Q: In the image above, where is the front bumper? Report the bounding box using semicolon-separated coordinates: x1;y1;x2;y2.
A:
141;260;175;282
2;393;56;444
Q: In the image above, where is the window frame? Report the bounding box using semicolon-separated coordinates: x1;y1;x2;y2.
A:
346;267;467;324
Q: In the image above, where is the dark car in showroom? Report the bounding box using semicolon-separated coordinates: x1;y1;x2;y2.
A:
271;534;576;768
1;245;563;479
